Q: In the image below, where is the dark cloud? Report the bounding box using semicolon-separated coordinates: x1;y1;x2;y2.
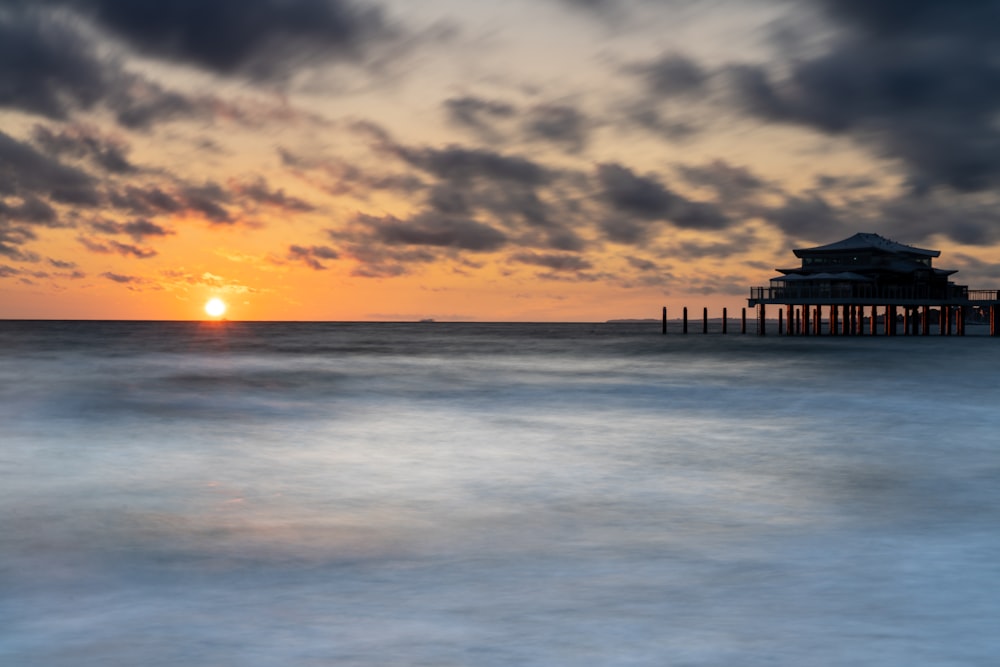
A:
364;213;508;252
32;124;136;173
109;185;183;216
596;163;677;221
236;178;315;212
91;218;173;241
760;194;844;240
180;182;233;224
0;226;41;262
523;105;590;153
0;196;58;225
875;191;1000;247
371;131;584;250
732;0;1000;192
79;236;156;258
445;97;591;152
101;271;143;283
677;160;767;203
0;8;211;130
0;9;109;120
397;144;551;187
444;96;516;140
48;258;77;269
623;107;699;142
0;130;100;206
288;244;339;270
596;162;731;241
109;80;204;130
625;256;657;272
630;53;709;98
327;226;437;278
29;0;394;81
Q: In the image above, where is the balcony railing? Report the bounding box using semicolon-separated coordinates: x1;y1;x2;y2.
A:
749;285;1000;303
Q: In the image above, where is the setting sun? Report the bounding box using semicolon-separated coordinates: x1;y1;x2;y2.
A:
204;298;227;318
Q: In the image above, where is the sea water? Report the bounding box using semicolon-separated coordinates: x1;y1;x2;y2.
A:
1;321;999;666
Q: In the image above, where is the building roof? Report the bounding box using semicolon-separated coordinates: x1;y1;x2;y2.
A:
793;232;940;258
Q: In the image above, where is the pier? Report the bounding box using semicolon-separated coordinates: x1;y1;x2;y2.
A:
661;233;1000;336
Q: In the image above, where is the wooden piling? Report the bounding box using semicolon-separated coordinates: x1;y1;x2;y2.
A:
703;307;708;334
722;308;728;334
683;307;688;334
741;308;747;334
778;308;784;335
662;307;667;334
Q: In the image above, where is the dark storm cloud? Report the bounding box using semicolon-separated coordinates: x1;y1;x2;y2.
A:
0;224;40;262
0;9;109;120
760;194;844;240
596;162;732;241
0;130;100;206
625;256;658;272
367;128;585;250
288;244;339;270
630;53;709;98
677;160;768;203
523;105;590;153
109;186;183;217
875;192;1000;247
91;218;173;241
444;96;516;139
365;213;508;252
396;145;551;187
0;196;58;225
180;182;233;224
79;236;156;258
597;163;677;220
445;97;591;152
0;7;210;130
32;125;136;173
109;81;203;130
101;271;143;283
26;0;394;81
732;0;1000;192
236;178;315;212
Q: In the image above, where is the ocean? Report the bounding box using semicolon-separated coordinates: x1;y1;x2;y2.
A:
2;320;999;666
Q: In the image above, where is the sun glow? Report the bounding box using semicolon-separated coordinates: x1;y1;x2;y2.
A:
204;298;227;318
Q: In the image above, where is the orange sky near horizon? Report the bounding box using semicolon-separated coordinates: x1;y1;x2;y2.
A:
4;0;1000;321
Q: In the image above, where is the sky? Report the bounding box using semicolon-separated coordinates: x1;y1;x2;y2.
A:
3;0;1000;321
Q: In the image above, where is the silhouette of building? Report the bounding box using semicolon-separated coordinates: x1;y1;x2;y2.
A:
747;233;1000;336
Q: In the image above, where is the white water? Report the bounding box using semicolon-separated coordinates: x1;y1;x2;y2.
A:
2;322;999;665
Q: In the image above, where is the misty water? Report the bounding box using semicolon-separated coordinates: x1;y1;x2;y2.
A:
2;321;999;666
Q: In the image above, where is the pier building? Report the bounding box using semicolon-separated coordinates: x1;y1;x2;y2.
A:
747;233;1000;335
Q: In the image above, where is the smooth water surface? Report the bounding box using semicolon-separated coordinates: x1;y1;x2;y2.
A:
2;321;999;666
